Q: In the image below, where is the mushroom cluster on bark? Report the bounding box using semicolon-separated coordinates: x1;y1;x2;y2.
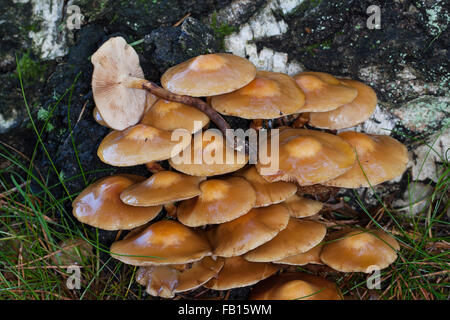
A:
71;36;407;300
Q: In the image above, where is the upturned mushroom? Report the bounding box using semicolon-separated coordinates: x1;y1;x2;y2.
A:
235;166;297;207
110;220;211;266
256;128;356;185
177;177;256;227
249;273;342;300
72;175;162;230
211;71;305;119
324;131;409;188
320;229;400;273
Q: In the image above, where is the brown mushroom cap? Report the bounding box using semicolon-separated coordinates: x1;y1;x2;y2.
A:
98;124;191;167
293;71;358;112
274;244;323;266
136;256;224;298
140;99;210;133
177;177;256;227
320;229;400;273
91;37;147;130
120;171;205;206
283;194;323;218
249;272;342;300
161;53;256;97
323;131;409;188
235;166;297;207
207;204;290;257
72;175;162;230
204;256;280;290
110;220;211;266
244;218;326;262
169;133;248;176
309;79;377;130
211;71;306;119
256;128;356;186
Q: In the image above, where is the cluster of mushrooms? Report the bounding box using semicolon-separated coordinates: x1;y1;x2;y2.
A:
72;37;408;300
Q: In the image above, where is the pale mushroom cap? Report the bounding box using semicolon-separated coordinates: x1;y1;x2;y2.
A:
244;218;326;262
235;166;297;207
91;37;147;130
256;128;356;186
169;133;248;176
98;124;191;166
274;244;323;266
320;229;400;273
293;72;358;112
72;175;162;231
207;204;290;257
283;194;323;218
177;177;256;227
110;220;211;266
161;53;256;97
141;99;210;133
309;78;377;129
204;256;280;290
136;256;224;298
249;273;342;300
120;171;205;206
211;71;306;119
323;131;409;188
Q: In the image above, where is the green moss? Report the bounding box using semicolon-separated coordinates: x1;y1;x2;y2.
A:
210;12;237;50
15;51;46;83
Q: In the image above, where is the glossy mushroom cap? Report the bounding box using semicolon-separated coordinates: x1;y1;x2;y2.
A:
207;204;290;257
141;99;210;133
256;128;356;186
136;256;224;298
110;220;211;266
177;177;256;227
120;171;205;206
72;175;162;230
320;229;400;273
309;79;377;130
324;131;409;188
235;166;297;207
204;256;279;290
293;71;358;112
274;244;323;266
161;53;256;97
211;71;306;119
91;37;147;130
283;194;323;218
249;273;342;300
244;218;326;262
98;124;191;167
169;133;248;176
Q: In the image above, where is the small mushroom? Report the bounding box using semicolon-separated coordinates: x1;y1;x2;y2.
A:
323;131;409;188
211;71;306;119
308;78;377;130
207;204;290;257
161;53;256;97
320;229;400;273
249;272;342;300
140;99;210;133
120;171;205;206
110;220;211;266
97;124;191;167
204;256;280;290
283;194;323;218
72;175;162;231
274;244;323;266
136;256;224;298
244;218;326;262
293;72;358;112
235;166;297;207
256;128;355;186
177;177;256;227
